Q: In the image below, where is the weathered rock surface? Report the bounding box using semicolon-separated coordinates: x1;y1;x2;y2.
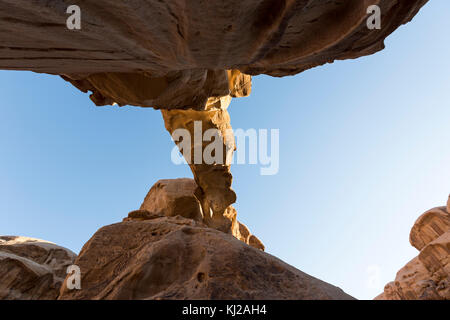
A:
59;216;354;300
410;206;450;251
162;103;237;231
138;178;203;222
0;236;76;300
0;0;428;109
129;178;264;250
376;197;450;300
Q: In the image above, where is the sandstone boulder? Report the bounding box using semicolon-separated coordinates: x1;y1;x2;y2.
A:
0;236;76;300
133;178;264;250
376;196;450;300
139;178;203;221
410;206;450;251
59;216;353;300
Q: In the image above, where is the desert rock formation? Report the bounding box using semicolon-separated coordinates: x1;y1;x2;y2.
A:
59;216;353;300
0;0;433;300
0;236;76;300
376;196;450;300
0;0;429;241
128;178;264;250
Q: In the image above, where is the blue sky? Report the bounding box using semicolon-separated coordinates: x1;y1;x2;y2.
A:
0;1;449;300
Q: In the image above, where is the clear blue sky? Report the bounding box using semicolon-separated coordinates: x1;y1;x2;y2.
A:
0;1;449;300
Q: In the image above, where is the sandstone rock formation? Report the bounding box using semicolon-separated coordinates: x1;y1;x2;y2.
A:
0;236;76;300
59;216;354;300
0;1;433;300
138;178;203;222
376;197;450;300
129;178;264;251
162;106;236;231
0;0;429;244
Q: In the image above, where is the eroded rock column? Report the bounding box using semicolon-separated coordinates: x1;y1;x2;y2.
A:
161;71;251;233
161;97;235;232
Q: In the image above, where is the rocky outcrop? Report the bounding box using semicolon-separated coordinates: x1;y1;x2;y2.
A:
410;199;450;251
59;216;353;300
0;1;433;301
129;178;264;250
376;196;450;300
0;236;76;300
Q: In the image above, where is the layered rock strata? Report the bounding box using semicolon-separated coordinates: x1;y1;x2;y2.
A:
376;196;450;300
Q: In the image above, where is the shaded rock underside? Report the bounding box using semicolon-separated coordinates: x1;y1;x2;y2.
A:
0;0;433;288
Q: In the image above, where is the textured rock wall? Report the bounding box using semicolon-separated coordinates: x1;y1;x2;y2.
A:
59;216;353;300
376;196;450;300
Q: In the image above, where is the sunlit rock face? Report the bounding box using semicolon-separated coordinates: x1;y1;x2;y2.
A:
375;198;450;300
128;178;264;250
0;236;76;300
58;216;353;300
